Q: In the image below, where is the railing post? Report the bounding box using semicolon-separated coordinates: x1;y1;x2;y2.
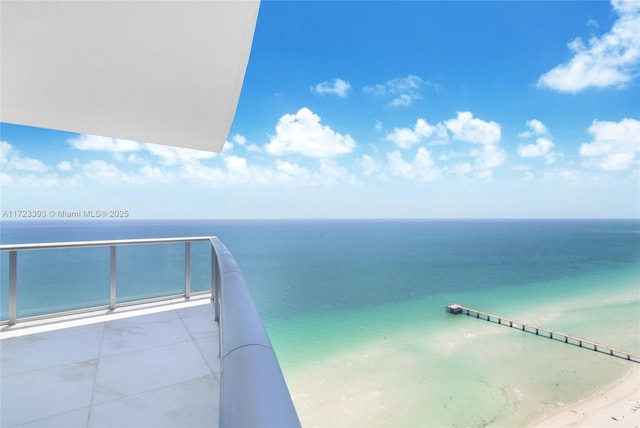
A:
185;242;191;299
211;241;221;359
110;245;116;311
9;251;17;326
211;244;219;321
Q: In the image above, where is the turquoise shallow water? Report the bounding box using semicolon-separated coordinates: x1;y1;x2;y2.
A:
268;267;638;427
1;219;639;426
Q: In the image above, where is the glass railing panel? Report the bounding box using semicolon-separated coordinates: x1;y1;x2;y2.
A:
1;251;9;321
190;240;212;292
13;247;110;318
116;243;184;303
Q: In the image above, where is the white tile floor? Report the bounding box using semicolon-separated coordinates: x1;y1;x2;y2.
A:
0;298;220;428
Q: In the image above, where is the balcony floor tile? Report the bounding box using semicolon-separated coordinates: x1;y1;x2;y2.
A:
1;360;97;427
1;298;220;428
88;375;219;428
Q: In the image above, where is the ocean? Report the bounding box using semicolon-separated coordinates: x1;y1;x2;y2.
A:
1;219;639;426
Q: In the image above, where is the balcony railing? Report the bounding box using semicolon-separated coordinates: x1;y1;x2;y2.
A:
0;236;300;428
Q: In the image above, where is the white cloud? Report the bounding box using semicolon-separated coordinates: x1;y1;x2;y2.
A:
68;135;140;152
274;159;353;186
438;152;462;162
473;145;506;169
359;154;382;177
538;0;640;92
142;143;216;166
0;141;59;187
420;120;449;142
579;118;640;170
173;156;283;187
57;161;72;171
139;165;168;181
1;141;48;172
174;153;356;188
179;160;225;185
276;158;353;186
612;0;640;16
127;154;146;165
518;138;557;162
68;134;217;167
9;155;48;173
470;144;507;179
224;155;252;182
232;134;247;145
319;158;352;185
385;126;422;149
76;159;174;185
385;118;448;149
518;119;549;138
364;75;425;107
222;134;250;153
275;160;312;183
442;112;505;178
177;155;273;187
386;148;441;182
543;168;582;181
450;162;473;175
311;78;351;98
0;141;11;163
265;107;356;158
444;112;501;146
2;135;362;189
517;120;560;164
1;172;13;186
382;112;504;179
390;94;413;107
81;160;128;183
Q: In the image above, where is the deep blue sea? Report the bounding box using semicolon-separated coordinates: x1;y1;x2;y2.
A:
2;219;638;318
1;219;639;426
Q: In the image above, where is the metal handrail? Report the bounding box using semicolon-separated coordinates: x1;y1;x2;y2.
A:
1;237;214;325
0;236;213;251
1;236;301;427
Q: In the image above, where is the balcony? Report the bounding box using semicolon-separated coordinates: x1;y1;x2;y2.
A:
1;237;300;428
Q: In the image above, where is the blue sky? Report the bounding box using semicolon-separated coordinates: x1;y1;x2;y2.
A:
2;0;639;219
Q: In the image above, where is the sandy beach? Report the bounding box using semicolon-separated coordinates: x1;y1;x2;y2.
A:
532;366;640;428
274;277;640;428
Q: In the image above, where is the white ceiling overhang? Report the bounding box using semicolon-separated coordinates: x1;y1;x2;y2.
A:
1;1;260;152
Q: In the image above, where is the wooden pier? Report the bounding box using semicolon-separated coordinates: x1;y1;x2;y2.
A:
446;304;640;363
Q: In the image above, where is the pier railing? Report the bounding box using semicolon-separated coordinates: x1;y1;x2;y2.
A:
446;304;640;363
1;237;301;428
